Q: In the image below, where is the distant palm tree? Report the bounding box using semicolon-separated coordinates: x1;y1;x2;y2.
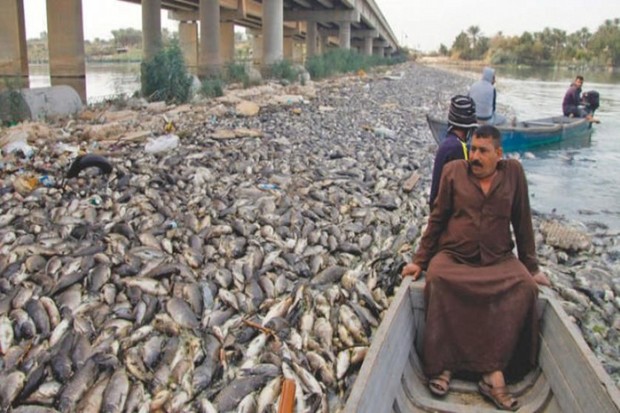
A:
467;26;481;48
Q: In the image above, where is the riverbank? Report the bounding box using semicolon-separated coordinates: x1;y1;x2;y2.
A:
0;61;618;410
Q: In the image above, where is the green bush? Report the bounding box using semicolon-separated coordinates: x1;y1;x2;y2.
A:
200;76;224;98
225;62;249;85
141;41;193;104
0;78;29;125
267;59;298;82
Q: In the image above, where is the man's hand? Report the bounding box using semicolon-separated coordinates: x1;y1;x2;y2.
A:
402;263;422;280
532;271;551;287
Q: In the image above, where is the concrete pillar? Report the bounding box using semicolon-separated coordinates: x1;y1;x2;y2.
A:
363;36;373;56
320;34;329;54
374;47;385;58
283;37;294;61
338;21;351;49
306;21;317;59
251;32;263;66
179;21;198;73
220;22;235;65
262;0;283;66
199;0;221;76
142;0;162;61
0;0;29;85
47;0;86;102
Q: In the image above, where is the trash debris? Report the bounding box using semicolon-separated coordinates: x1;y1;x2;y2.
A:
373;126;396;139
89;195;103;207
144;134;180;154
13;175;39;195
65;154;113;179
38;175;55;188
258;183;279;190
2;134;34;158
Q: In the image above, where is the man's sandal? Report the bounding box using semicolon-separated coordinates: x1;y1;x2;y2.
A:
478;381;520;411
428;371;451;397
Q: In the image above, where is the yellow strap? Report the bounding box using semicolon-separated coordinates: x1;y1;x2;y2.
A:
461;140;468;160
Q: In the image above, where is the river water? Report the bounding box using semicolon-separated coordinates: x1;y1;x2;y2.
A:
488;66;620;233
29;63;620;232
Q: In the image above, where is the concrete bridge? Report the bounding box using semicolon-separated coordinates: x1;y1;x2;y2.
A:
0;0;399;102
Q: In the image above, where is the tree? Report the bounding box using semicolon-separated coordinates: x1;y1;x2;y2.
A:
467;26;481;49
111;28;142;48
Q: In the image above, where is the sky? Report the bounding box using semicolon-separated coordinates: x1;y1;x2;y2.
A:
23;0;620;52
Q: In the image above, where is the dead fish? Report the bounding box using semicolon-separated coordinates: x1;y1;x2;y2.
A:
121;277;168;296
311;265;347;285
76;372;111;413
0;315;13;355
57;358;98;412
215;375;272;412
24;298;51;336
257;376;281;413
123;381;145;413
166;298;199;329
0;370;26;411
102;368;129;413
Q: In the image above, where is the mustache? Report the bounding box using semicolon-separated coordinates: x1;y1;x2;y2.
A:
470;160;483;167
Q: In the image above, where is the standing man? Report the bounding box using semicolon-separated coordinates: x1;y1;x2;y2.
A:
429;95;478;209
562;75;592;119
469;67;506;125
402;125;550;411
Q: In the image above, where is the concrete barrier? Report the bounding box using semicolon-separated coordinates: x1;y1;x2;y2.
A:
0;85;83;122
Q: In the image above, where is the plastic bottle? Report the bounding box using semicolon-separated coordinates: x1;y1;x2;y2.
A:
89;195;102;207
258;183;279;190
38;175;54;187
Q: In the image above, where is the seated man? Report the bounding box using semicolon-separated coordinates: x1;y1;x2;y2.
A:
562;75;592;119
468;67;506;125
402;125;550;411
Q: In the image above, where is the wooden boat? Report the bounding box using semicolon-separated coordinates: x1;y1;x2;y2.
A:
426;114;594;152
344;277;620;413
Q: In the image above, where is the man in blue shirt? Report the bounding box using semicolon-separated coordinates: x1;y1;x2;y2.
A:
429;95;478;209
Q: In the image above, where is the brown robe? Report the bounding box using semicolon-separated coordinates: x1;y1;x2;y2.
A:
414;159;540;380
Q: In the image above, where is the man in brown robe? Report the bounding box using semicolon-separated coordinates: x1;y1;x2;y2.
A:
402;125;550;411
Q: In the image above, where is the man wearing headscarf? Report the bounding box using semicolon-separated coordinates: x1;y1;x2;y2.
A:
429;95;478;209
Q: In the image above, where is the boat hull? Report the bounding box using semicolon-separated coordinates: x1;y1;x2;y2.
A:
344;277;620;413
426;115;594;152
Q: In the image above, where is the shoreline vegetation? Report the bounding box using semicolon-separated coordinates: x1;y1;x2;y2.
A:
24;17;620;69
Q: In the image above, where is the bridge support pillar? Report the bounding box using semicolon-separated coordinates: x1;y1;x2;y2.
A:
306;21;317;59
220;21;235;65
363;36;373;56
338;21;351;49
0;0;29;87
142;0;162;62
284;37;303;63
262;0;283;67
319;34;330;54
47;0;86;103
179;21;198;73
199;0;221;76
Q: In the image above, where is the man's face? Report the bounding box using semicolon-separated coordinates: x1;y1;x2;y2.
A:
575;78;583;88
469;135;502;179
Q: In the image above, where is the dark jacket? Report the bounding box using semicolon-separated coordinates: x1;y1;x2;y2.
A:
562;83;582;117
429;131;468;208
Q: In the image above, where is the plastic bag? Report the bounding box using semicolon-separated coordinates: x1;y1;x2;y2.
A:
144;134;180;154
3;137;35;158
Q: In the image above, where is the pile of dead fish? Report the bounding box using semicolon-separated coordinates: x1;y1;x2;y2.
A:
0;62;618;413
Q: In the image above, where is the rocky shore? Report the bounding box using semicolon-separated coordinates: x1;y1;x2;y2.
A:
0;62;618;412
